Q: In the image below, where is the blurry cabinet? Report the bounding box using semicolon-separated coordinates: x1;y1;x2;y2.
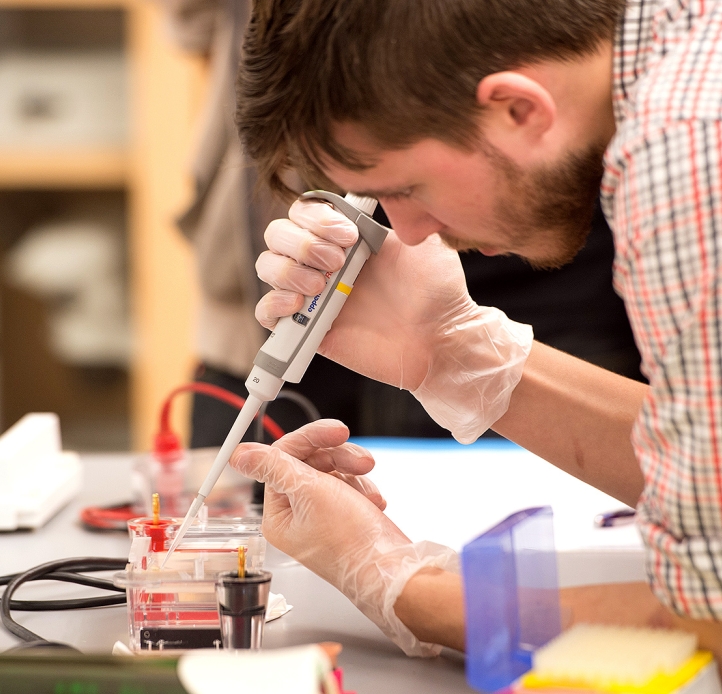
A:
0;0;203;450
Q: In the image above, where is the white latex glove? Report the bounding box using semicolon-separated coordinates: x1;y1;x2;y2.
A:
230;419;458;657
256;199;533;442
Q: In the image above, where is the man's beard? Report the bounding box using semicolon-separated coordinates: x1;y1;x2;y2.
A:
440;139;606;270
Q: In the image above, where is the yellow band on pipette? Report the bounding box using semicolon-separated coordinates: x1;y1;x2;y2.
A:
336;282;352;295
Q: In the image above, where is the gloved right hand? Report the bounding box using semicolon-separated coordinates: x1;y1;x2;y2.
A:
255;199;533;443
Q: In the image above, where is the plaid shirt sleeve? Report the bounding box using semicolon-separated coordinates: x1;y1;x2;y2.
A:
607;119;722;618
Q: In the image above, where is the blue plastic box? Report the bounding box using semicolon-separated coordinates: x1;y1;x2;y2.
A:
462;506;561;692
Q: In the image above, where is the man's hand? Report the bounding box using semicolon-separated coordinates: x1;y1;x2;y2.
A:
231;419;400;572
256;200;474;391
230;419;458;656
255;200;533;442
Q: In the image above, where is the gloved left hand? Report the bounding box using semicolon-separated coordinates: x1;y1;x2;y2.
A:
230;419;458;657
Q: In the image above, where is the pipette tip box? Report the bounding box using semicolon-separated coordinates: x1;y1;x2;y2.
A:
517;624;722;694
462;507;722;694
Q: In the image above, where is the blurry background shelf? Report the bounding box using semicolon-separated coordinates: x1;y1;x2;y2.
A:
0;149;128;188
0;0;134;8
0;0;204;451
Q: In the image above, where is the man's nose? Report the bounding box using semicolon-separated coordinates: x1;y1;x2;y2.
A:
381;203;444;246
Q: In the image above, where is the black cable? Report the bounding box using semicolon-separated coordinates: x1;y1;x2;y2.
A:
9;595;127;612
1;568;125;611
0;570;125;592
275;389;322;423
254;388;321;444
4;641;80;653
1;557;127;645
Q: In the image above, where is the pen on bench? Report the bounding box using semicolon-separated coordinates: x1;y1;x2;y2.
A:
594;508;636;528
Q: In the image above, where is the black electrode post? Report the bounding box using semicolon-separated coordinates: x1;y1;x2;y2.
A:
215;570;272;650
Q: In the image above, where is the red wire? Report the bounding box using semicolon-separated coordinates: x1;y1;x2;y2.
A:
157;382;285;450
82;383;284;531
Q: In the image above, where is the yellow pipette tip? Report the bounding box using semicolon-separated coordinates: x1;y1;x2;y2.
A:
152;493;160;525
238;546;246;578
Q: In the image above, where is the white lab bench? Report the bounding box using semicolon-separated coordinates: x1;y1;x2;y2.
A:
362;438;645;587
0;439;646;693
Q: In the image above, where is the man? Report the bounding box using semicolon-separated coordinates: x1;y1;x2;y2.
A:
164;0;643;447
229;0;722;657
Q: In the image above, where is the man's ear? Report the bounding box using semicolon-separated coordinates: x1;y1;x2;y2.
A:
476;72;556;159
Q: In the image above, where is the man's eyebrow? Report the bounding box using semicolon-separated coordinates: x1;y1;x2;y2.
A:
350;187;410;198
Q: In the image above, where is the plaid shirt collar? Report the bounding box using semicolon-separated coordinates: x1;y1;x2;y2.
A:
612;0;714;127
612;0;659;126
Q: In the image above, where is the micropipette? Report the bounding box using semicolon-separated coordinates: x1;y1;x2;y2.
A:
161;191;387;566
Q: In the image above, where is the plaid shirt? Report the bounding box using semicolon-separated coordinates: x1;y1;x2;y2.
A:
601;0;722;618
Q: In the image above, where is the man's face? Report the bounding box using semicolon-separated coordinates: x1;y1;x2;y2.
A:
323;124;605;269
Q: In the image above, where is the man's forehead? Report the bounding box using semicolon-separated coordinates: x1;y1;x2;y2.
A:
331;121;382;153
322;154;415;199
321;130;413;195
323;123;451;194
322;130;478;198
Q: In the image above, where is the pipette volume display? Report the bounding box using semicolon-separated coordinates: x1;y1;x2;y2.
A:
161;192;386;567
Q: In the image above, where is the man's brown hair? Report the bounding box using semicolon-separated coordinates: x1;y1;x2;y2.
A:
237;0;624;198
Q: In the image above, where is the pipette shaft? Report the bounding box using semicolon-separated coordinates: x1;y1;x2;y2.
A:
161;192;386;567
161;394;264;565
